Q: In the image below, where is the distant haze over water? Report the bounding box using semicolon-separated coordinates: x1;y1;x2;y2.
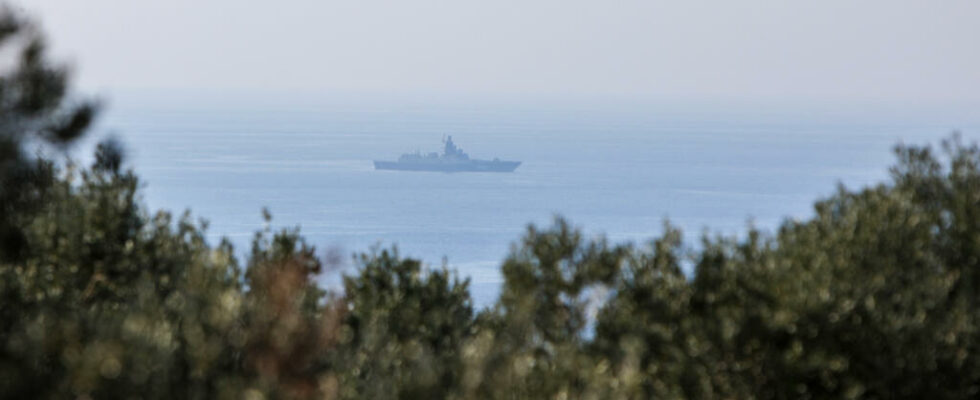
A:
84;91;979;306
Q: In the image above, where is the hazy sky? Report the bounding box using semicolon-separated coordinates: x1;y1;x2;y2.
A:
20;0;980;106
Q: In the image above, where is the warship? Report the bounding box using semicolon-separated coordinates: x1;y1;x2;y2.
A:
374;136;521;173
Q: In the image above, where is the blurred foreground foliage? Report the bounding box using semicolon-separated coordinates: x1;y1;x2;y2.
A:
4;7;980;400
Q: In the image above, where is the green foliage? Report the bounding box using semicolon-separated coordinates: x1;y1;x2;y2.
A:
336;249;473;399
0;159;341;398
460;220;628;399
583;137;980;399
0;7;97;262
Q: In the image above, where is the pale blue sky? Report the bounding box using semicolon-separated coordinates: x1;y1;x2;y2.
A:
21;0;980;107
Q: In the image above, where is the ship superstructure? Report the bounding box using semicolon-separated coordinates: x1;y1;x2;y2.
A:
373;136;521;173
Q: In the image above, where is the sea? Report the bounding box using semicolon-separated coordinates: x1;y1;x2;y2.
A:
82;91;980;306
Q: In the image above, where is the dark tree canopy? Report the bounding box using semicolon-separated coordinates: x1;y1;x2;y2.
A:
0;7;98;262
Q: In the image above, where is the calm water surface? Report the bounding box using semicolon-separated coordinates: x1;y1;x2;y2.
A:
88;94;976;305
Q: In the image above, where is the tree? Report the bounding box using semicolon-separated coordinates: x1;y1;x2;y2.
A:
336;248;474;399
0;7;97;261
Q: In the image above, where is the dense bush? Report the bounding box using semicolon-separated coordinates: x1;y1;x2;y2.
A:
3;7;980;399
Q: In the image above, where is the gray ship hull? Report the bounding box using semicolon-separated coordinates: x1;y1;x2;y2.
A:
373;159;520;172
